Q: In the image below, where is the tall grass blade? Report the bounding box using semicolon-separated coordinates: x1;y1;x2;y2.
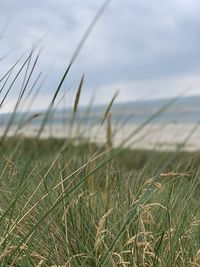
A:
37;0;111;138
73;75;84;113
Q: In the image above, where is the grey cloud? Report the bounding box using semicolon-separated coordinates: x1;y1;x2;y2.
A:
1;0;200;107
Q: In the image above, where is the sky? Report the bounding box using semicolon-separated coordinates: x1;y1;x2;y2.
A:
0;0;200;111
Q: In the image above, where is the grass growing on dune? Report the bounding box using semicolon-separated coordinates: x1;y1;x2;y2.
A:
1;51;200;267
0;45;200;265
0;138;200;266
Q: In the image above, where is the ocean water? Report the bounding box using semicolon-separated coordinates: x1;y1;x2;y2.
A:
0;95;200;127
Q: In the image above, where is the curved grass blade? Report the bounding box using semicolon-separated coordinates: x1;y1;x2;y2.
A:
37;0;112;138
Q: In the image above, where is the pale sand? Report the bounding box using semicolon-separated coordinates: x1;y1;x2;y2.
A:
0;123;200;151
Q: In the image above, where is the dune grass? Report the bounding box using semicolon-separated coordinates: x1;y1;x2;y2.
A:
0;138;200;266
1;46;200;267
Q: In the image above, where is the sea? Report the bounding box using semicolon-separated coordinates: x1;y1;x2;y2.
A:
0;95;200;127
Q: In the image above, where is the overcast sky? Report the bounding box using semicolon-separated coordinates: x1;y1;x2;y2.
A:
0;0;200;111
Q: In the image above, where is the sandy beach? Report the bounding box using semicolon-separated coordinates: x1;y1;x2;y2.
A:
1;123;200;151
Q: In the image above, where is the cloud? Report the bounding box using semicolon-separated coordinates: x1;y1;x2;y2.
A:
0;0;200;110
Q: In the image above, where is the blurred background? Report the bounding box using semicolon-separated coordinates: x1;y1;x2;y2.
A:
1;0;200;151
1;0;200;111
